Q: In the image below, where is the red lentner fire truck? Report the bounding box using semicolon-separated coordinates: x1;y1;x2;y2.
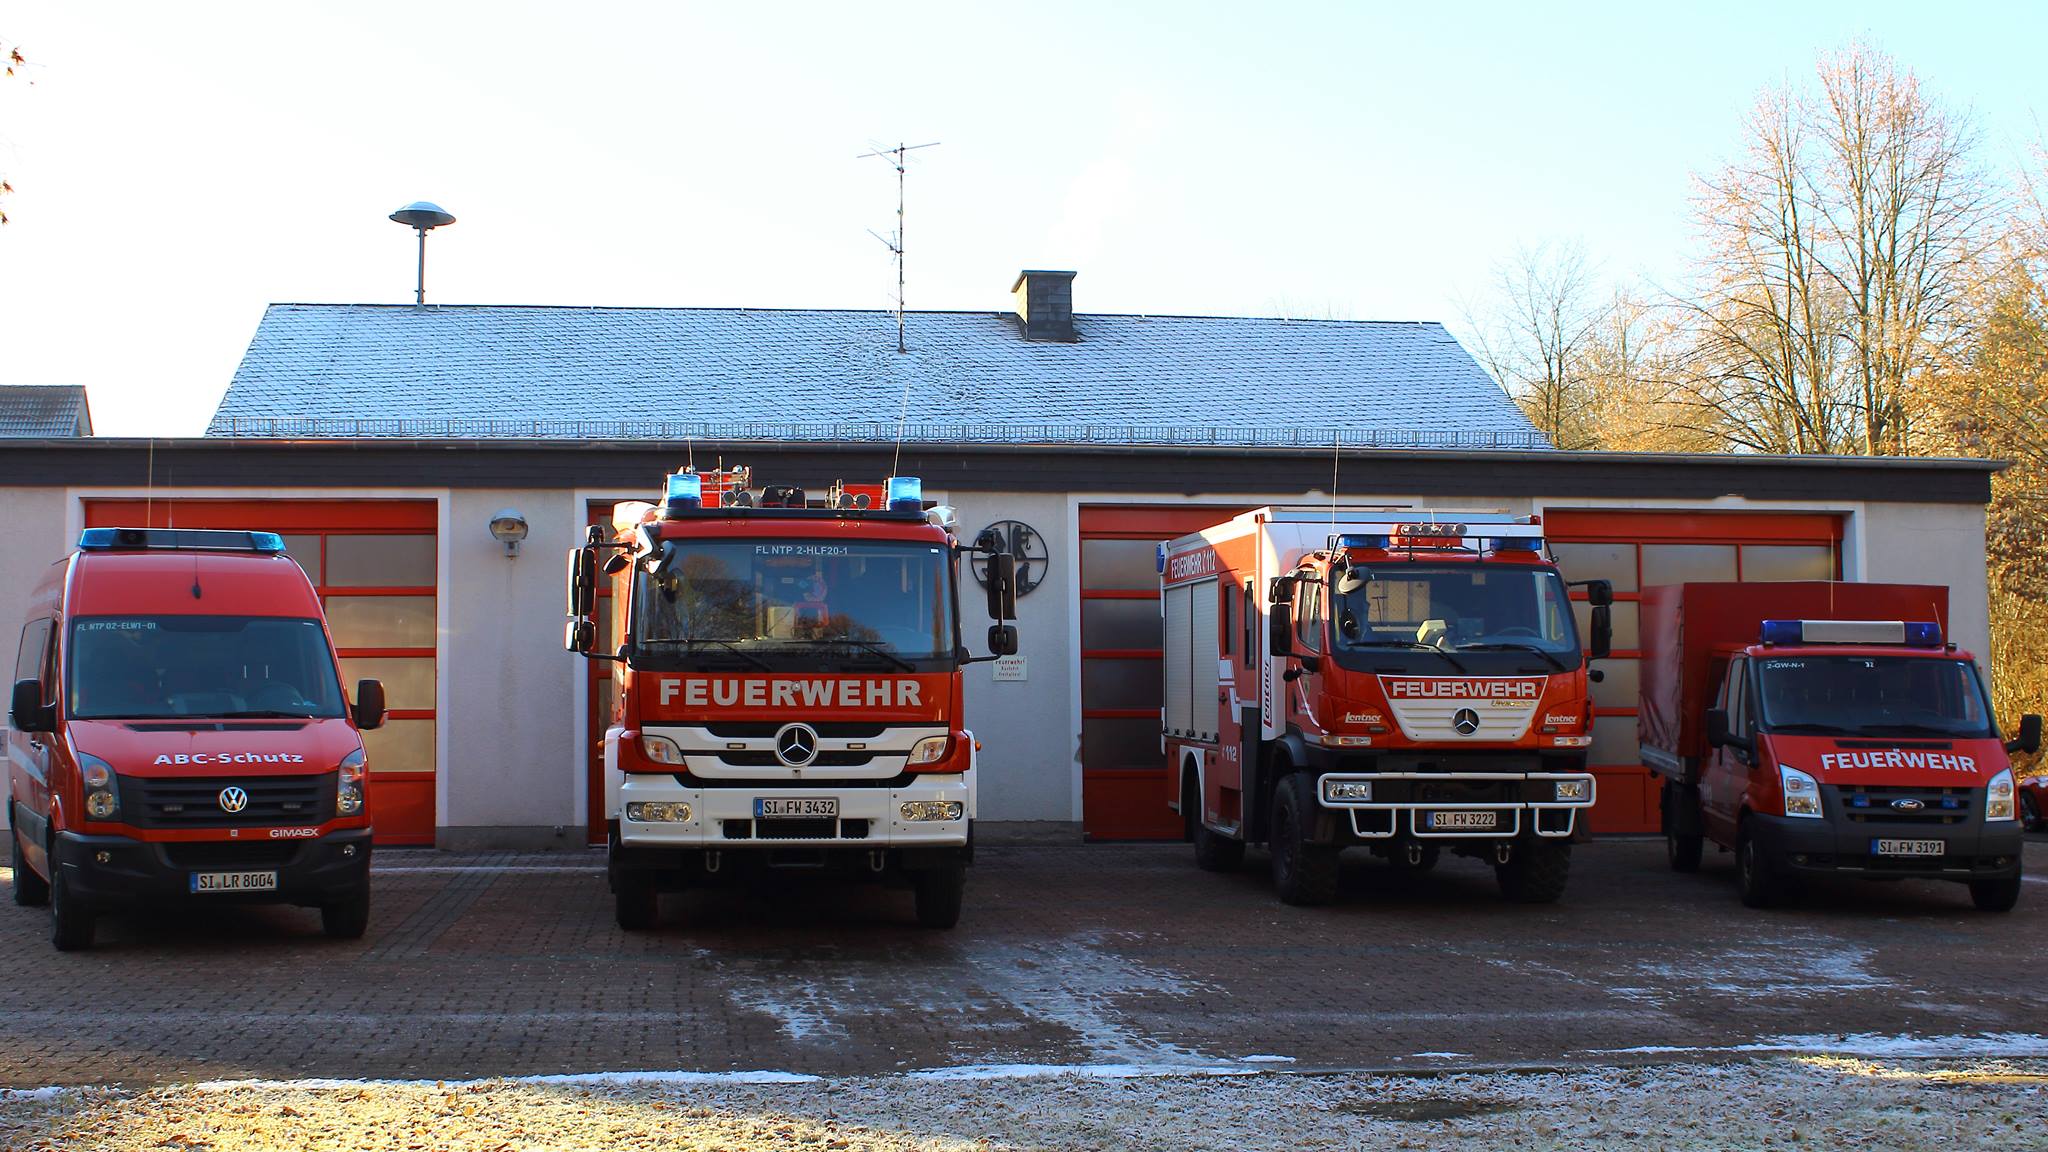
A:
1159;509;1610;905
566;468;1018;930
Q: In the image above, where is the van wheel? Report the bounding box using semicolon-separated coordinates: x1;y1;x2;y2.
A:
1735;819;1787;909
1496;841;1570;903
913;864;966;929
1270;773;1338;906
614;874;660;931
10;826;48;907
1186;776;1245;873
1969;876;2021;912
49;868;94;952
321;890;371;939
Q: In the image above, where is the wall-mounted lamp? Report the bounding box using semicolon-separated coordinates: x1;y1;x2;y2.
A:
489;508;529;557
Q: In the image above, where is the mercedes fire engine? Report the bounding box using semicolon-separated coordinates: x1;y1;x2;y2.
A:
1160;509;1611;905
566;467;1018;930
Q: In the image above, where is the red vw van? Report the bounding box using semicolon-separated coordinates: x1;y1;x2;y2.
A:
7;528;384;950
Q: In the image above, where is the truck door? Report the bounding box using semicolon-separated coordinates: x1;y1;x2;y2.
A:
8;618;55;866
1701;656;1750;841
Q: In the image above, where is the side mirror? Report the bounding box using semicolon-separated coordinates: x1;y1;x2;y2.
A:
2008;713;2043;756
352;678;387;731
10;678;52;733
985;552;1018;621
566;617;596;655
1269;614;1293;657
1588;604;1613;661
1268;575;1295;605
567;547;597;618
1585;579;1614;608
987;624;1019;657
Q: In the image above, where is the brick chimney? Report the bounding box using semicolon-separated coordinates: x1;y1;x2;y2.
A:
1011;269;1078;342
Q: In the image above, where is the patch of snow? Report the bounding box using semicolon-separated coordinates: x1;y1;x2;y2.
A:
193;1069;822;1092
949;934;1224;1067
1589;1032;2048;1058
907;1063;1259;1082
0;1086;71;1101
1404;1052;1472;1059
1238;1055;1296;1063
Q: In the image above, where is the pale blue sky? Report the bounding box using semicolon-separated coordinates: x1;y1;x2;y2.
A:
1;1;2042;435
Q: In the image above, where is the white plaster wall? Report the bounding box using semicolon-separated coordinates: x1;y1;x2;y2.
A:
1856;500;1993;679
440;489;584;833
0;488;73;741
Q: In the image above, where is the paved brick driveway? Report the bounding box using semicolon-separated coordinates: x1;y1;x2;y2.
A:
2;839;2045;1088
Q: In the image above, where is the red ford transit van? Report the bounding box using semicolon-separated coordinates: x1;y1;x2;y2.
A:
7;527;385;950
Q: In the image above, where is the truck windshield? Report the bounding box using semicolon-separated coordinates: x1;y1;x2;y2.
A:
633;539;955;669
67;616;346;720
1333;564;1579;658
1755;656;1995;738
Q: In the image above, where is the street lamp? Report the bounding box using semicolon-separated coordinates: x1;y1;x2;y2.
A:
388;201;457;305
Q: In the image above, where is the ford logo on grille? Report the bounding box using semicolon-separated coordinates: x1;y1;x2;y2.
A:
218;786;250;813
774;723;819;767
1890;798;1925;811
1452;708;1481;735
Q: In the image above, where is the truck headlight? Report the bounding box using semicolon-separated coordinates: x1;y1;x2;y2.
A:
1987;769;2016;822
907;736;950;765
1554;779;1591;802
641;735;686;765
1781;766;1823;818
1323;779;1372;802
900;800;964;821
337;748;366;816
625;802;692;823
80;753;119;821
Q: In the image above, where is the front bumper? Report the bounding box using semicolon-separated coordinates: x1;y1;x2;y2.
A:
1749;811;2023;881
53;827;373;906
1316;771;1597;840
615;773;971;849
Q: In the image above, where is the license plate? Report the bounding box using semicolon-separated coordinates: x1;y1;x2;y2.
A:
1426;810;1499;830
190;871;279;893
756;797;839;819
1872;838;1945;858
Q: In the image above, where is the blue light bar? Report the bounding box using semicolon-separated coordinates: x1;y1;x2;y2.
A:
1760;619;1804;645
78;527;286;554
1156;542;1168;574
1333;533;1390;550
1903;622;1943;647
1490;536;1543;552
663;472;704;512
887;475;923;511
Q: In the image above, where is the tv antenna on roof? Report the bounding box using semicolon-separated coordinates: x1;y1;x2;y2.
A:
858;140;939;355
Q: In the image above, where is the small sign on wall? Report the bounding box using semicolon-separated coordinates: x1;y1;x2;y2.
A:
993;655;1028;682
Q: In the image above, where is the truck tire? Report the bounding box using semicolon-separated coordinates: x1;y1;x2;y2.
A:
1969;876;2021;912
1270;773;1338;906
1663;786;1704;874
1667;830;1704;874
913;864;966;929
614;875;659;931
1496;841;1570;903
49;868;93;952
321;890;371;940
10;826;47;907
1735;819;1788;909
1186;776;1245;873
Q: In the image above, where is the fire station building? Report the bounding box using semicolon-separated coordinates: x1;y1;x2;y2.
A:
0;273;2002;846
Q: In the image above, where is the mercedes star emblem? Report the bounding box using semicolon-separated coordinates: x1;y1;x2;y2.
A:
218;786;250;813
1452;709;1481;736
774;723;820;767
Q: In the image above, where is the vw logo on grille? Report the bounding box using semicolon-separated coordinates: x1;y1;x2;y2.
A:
1452;709;1481;735
1891;798;1925;811
774;723;820;767
218;786;250;813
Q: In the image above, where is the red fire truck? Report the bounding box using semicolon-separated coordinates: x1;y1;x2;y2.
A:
1159;509;1610;905
567;468;1018;930
8;528;383;950
1640;582;2040;910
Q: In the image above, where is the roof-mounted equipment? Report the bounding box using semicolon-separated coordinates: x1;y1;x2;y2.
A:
78;527;287;554
1759;619;1943;648
887;476;923;513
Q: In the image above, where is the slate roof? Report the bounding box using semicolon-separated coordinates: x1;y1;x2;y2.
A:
0;385;92;437
206;304;1548;449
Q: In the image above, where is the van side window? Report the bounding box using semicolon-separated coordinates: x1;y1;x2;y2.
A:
1220;582;1232;657
1242;581;1255;669
13;619;52;701
1726;658;1748;735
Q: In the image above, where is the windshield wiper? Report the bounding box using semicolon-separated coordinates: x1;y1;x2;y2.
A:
1849;722;1974;738
637;638;773;671
1456;642;1569;672
789;637;917;672
1349;640;1468;674
214;709;321;719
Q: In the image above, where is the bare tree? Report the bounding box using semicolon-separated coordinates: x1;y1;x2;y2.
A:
1678;43;1995;455
1463;242;1612;449
0;39;24;224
